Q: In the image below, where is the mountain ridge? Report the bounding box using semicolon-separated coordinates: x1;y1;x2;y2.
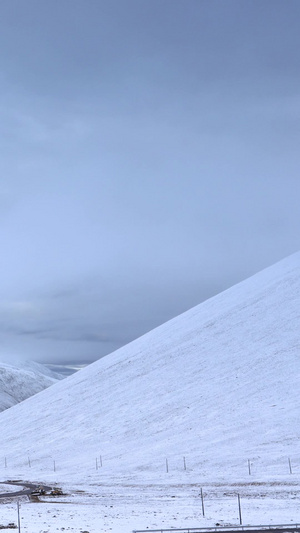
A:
0;251;299;480
0;359;63;412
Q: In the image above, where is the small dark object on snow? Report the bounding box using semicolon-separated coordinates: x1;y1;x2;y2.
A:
50;488;64;496
31;487;46;496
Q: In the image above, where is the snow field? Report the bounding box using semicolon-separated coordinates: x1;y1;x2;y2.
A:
1;252;300;531
1;478;300;533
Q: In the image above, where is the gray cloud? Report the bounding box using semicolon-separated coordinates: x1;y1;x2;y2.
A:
0;0;299;366
0;273;225;364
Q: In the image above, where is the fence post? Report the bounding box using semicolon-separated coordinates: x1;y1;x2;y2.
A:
201;488;205;517
166;458;169;473
17;501;21;533
288;458;293;474
238;493;242;525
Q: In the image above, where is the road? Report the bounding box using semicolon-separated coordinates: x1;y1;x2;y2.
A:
0;481;52;500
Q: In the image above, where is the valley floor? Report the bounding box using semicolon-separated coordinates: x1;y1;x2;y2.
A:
1;479;300;533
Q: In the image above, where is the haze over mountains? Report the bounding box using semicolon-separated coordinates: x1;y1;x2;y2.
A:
1;252;300;481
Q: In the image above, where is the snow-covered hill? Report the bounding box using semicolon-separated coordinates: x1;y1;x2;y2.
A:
0;359;62;412
1;252;300;482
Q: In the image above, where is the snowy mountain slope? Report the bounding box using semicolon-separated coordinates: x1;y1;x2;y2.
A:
1;252;300;481
0;360;62;412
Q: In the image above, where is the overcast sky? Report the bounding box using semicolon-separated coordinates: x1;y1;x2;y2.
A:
0;0;299;369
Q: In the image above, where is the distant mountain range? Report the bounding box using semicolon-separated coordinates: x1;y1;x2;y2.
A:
0;252;300;481
0;359;63;412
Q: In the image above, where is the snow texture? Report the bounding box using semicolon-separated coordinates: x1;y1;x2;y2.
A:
0;252;300;532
